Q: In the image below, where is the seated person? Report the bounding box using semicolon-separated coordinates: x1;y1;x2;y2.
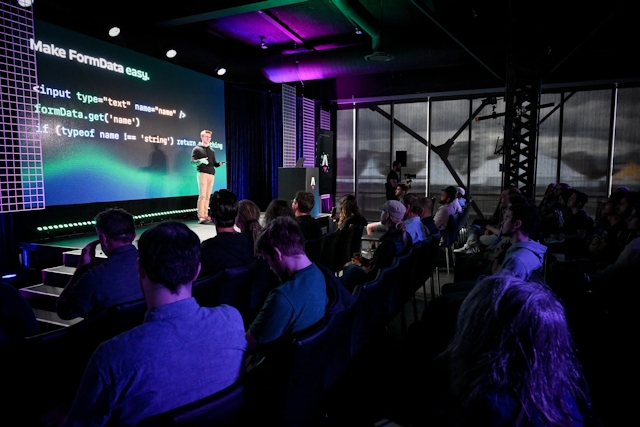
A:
395;183;410;200
588;193;627;267
292;191;323;241
420;196;441;242
66;221;247;426
341;200;412;291
366;184;412;235
57;208;142;320
199;190;254;278
246;216;328;351
337;194;367;229
402;193;431;245
236;199;264;253
263;198;296;224
456;187;467;208
441;275;587;426
433;186;459;230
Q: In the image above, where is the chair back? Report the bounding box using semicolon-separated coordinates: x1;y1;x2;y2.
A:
387;248;413;320
110;298;147;335
351;270;384;358
304;236;325;265
219;259;258;325
332;227;352;272
441;213;459;247
192;271;224;308
349;225;364;258
319;229;340;270
151;378;245;426
249;257;280;320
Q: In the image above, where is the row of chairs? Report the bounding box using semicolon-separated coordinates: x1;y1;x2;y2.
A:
440;206;470;273
150;239;441;426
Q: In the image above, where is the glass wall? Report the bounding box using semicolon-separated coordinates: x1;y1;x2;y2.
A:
335;85;637;221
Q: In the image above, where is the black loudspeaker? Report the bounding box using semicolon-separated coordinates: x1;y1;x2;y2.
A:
396;150;407;167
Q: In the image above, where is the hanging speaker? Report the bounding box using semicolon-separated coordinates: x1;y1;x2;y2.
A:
396;151;407;167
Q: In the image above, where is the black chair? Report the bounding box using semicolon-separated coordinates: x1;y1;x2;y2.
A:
348;225;364;259
192;271;225;308
387;248;413;332
332;227;352;273
305;236;325;265
249;257;280;321
109;298;147;335
319;229;340;271
219;259;257;326
440;212;459;274
350;269;385;358
150;377;245;427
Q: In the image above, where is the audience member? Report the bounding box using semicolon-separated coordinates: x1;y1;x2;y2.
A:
402;193;431;244
337;194;368;229
433;186;458;230
246;216;328;350
420;197;441;242
395;183;410;200
494;203;546;281
385;161;402;200
560;190;593;240
57;208;142;320
264;198;296;224
199;190;254;278
341;200;412;291
236;199;264;253
66;221;246;426
588;194;627;267
443;275;587;426
292;191;323;241
445;186;463;214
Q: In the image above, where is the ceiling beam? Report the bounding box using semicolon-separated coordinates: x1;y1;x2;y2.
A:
156;0;308;28
256;10;305;46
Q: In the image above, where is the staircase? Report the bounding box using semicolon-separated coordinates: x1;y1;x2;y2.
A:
19;248;107;332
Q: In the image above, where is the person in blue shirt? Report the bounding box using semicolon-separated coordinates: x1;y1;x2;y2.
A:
66;221;246;427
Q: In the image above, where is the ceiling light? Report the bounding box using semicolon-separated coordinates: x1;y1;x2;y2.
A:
215;67;226;76
166;49;177;58
364;51;394;62
355;27;363;35
18;0;33;7
108;27;120;37
260;36;268;50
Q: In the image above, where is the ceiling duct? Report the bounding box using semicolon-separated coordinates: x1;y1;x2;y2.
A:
331;0;391;61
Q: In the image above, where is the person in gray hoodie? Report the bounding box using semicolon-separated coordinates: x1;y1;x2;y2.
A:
497;203;547;281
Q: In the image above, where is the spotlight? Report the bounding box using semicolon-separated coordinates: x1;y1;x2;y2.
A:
215;67;226;76
354;27;362;35
108;27;120;37
18;0;33;7
166;49;177;58
260;36;268;50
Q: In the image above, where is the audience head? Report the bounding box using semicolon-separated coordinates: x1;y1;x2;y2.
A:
420;197;434;218
402;193;423;218
264;198;296;224
236;199;263;249
503;203;541;238
255;216;306;277
545;183;556;194
554;182;571;196
499;186;521;207
379;200;406;229
210;189;238;228
457;187;466;198
567;189;588;210
338;194;361;227
138;221;201;294
617;192;640;219
292;191;315;215
602;193;623;218
613;186;630;193
627;205;639;231
440;186;457;204
95;208;136;255
446;275;585;425
395;183;410;198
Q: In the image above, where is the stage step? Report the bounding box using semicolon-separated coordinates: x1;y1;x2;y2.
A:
32;308;83;329
62;249;107;267
42;265;75;288
19;284;62;312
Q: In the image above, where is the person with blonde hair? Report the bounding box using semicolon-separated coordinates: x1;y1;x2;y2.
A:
337;194;367;229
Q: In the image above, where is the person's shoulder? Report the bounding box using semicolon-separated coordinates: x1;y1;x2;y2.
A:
200;304;245;327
